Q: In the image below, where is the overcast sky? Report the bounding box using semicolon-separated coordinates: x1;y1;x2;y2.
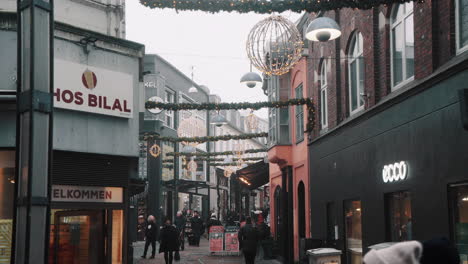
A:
126;2;302;117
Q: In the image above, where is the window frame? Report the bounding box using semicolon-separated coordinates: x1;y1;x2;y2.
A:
164;89;175;129
348;32;365;116
320;59;328;129
390;3;415;91
295;84;304;143
456;0;468;54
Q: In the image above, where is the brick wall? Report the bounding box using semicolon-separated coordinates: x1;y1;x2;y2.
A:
307;0;459;140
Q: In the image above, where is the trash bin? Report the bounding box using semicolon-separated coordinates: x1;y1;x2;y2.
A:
306;248;342;264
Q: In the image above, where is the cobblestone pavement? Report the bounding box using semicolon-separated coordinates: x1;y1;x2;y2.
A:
132;237;281;264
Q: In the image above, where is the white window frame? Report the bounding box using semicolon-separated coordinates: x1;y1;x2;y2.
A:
320;59;328;129
390;3;415;91
164;89;175;128
456;0;468;54
348;32;365;115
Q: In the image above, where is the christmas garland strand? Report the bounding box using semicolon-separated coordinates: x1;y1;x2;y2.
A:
166;148;268;157
140;0;422;14
209;162;258;167
146;98;312;111
162;157;265;163
143;132;267;143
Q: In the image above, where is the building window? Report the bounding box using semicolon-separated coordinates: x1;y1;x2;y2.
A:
344;199;362;264
456;0;468;52
165;90;175;128
0;151;15;263
449;183;468;262
391;3;414;89
348;32;365;115
385;191;412;241
295;84;304;143
320;60;328;129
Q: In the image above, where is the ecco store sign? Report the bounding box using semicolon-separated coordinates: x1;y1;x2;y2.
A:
382;161;408;183
54;59;133;118
52;185;123;203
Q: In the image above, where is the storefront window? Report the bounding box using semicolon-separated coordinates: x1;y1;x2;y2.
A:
112;210;123;264
178;193;190;212
386;191;412;241
449;183;468;263
344;200;362;264
162;141;175;181
0;151;15;263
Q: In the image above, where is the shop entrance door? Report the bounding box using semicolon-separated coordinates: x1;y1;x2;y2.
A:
344;200;363;264
52;210;104;264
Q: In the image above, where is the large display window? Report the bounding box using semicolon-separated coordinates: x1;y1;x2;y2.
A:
385;191;412;241
0;151;15;263
450;183;468;264
344;199;362;264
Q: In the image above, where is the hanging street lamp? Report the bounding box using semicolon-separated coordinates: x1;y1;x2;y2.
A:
188;65;198;93
210;112;228;127
305;17;341;42
240;71;263;88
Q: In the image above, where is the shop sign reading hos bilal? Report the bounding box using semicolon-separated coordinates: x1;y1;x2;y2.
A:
382;161;408;183
54;59;133;118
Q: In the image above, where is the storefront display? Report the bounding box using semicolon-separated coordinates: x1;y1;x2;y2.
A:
0;151;14;264
450;183;468;263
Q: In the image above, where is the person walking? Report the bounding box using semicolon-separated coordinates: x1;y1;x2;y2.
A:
141;215;157;259
159;217;180;264
207;213;222;236
174;211;186;251
239;216;259;264
257;218;272;259
190;211;204;247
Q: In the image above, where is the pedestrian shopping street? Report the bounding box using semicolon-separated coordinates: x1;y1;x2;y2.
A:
133;237;279;264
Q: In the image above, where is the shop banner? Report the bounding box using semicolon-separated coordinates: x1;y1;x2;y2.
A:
54;59;133;118
224;226;239;252
209;226;224;252
52;185;123;203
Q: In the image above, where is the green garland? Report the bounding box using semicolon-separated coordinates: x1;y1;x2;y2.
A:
209;162;257;167
167;148;268;157
143;132;267;143
146;98;312;111
162;157;265;162
140;0;422;14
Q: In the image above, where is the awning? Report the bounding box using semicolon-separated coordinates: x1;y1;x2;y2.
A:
163;179;210;193
236;161;269;190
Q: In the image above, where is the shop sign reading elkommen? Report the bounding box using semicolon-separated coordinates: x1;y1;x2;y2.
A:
54;59;133;118
52;185;123;203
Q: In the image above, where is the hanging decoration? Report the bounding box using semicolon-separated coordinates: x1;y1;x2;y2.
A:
140;0;422;15
163;156;265;163
224;166;234;178
149;143;161;158
210;162;256;167
246;15;303;76
166;148;268;157
233;142;245;157
146;98;313;111
143;132;267;143
177;115;207;147
245;111;259;130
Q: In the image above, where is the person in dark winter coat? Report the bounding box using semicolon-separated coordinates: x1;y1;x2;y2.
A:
207;213;222;236
141;215;157;259
174;211;186;250
239;217;259;264
159;218;180;264
420;237;460;264
190;211;204;246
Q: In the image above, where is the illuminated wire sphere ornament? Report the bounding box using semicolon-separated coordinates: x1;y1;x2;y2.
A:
240;72;262;88
177;116;207;147
246;15;303;76
245;111;259;130
232;142;246;157
305;17;341;42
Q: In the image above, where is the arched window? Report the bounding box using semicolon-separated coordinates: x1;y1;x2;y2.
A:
456;0;468;52
391;3;414;89
320;59;328;129
348;32;365;115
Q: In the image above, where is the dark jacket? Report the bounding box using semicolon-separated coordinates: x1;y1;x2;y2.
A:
174;216;186;233
159;224;179;253
145;222;158;242
239;224;259;254
207;217;222;232
257;222;271;240
190;216;204;235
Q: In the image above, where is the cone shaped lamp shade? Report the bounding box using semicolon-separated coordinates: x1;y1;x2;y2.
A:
210;113;228;127
240;72;263;88
188;86;198;93
306;17;341;42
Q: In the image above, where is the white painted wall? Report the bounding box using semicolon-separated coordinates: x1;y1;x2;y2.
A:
0;0;126;38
